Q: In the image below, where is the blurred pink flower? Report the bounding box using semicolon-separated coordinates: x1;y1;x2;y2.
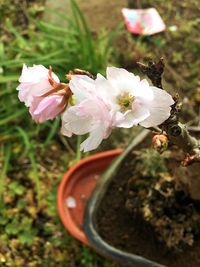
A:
17;64;59;107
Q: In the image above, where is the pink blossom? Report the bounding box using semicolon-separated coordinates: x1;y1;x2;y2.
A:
61;68;174;152
61;75;113;152
17;64;59;107
17;64;71;123
29;92;67;123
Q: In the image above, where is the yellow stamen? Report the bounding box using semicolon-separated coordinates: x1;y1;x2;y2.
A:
117;92;135;112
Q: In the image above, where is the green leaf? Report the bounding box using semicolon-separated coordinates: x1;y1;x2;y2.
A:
5;219;20;235
8;181;25;196
0;215;9;226
18;228;38;245
17;199;27;210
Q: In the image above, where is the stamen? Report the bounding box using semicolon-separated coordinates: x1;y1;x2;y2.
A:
117;92;135;112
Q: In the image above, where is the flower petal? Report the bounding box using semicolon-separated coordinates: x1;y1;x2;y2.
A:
19;64;48;83
140;87;174;128
134;79;154;102
69;75;95;103
106;67;140;95
31;78;52;96
116;106;150;128
60;124;73;137
61;107;92;135
80;125;105;152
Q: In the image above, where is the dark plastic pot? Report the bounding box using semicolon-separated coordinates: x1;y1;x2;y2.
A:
83;130;165;267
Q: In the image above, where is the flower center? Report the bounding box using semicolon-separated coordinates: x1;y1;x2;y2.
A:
117;92;135;112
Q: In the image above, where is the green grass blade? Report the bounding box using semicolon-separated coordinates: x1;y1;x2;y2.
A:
0;109;26;126
44;117;60;146
0;75;19;83
0;144;11;208
15;127;41;205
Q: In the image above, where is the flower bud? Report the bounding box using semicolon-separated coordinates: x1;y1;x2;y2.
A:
152;134;168;152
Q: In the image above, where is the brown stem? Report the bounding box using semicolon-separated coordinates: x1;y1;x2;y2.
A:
163;122;200;165
137;58;164;89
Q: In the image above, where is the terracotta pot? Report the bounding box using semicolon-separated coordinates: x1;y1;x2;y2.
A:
57;148;123;246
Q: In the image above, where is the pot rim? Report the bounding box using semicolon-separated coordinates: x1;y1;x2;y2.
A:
57;148;123;246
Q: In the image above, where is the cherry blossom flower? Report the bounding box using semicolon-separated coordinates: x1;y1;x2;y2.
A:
61;75;113;152
95;67;174;128
17;64;71;123
61;67;174;151
17;64;59;107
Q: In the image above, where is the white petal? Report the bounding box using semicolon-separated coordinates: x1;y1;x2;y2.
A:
140;87;174;128
106;67;140;84
151;86;175;106
60;124;73;137
17;83;33;106
69;75;95;103
18;64;29;83
106;67;140;95
19;64;47;83
134;79;154;102
61;107;92;135
94;75;117;105
80;125;105;152
116;106;150;128
51;72;60;83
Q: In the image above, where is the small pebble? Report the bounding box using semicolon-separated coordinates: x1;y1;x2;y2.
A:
66;196;76;208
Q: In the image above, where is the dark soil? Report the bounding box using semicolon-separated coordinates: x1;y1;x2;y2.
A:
97;151;200;267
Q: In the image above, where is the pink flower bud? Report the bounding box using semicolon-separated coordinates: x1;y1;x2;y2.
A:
17;64;60;107
29;92;68;123
152;134;168;152
17;64;71;123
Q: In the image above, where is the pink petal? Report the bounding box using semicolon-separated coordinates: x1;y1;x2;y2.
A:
29;95;65;123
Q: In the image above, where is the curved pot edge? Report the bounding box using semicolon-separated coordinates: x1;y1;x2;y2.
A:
83;130;166;267
57;148;123;246
84;202;166;267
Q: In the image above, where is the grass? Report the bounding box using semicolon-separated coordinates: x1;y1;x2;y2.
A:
0;144;11;209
